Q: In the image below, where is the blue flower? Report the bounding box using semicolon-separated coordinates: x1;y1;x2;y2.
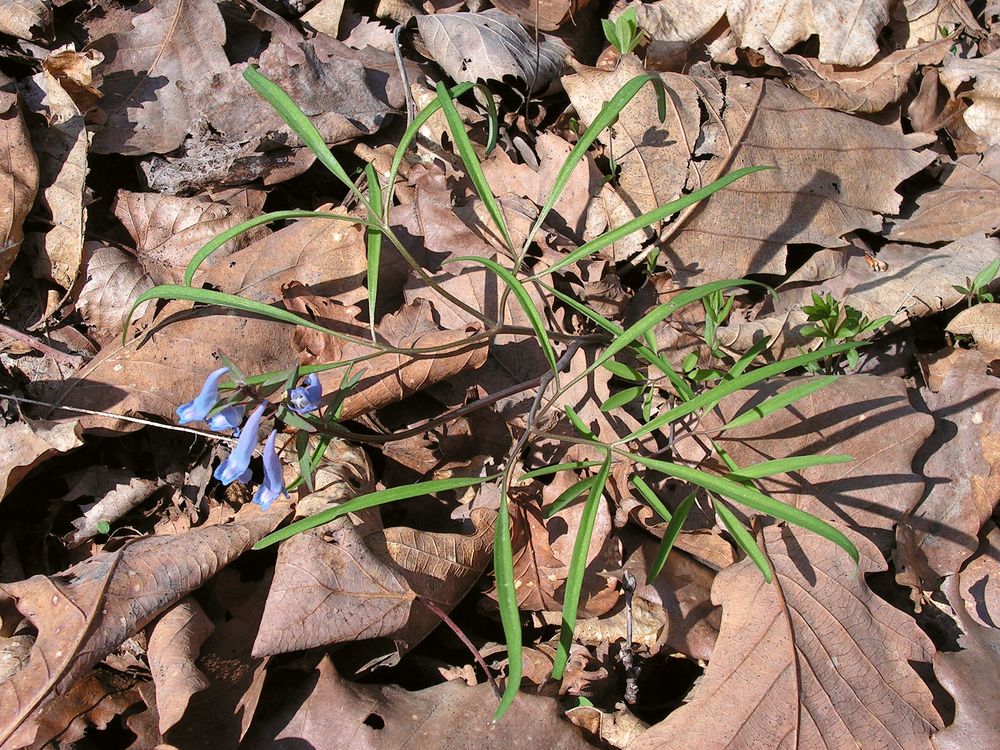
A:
288;373;323;413
214;402;266;485
177;367;229;424
253;429;288;510
207;404;245;434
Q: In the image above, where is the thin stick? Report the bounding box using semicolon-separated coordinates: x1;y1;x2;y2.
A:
419;596;501;698
0;323;85;367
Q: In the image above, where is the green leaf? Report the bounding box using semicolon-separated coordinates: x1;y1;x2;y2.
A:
973;257;1000;289
532;167;772;278
252;475;494;549
712;497;772;582
623;451;859;564
629;474;672;523
183;210;367;286
726;454;853;480
244;67;371;210
544;476;599;518
720;375;839;431
646;491;695;583
518;461;604;481
600;385;644;412
448;255;557;374
601;359;644;382
552;453;612;679
620;345;858;443
493;484;523;720
564;404;597;440
364;163;383;341
436;82;513;251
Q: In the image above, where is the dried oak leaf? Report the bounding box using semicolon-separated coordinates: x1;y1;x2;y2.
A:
0;418;82;501
61;467;160;548
932;576;1000;750
940;49;1000;147
76;243;155;339
253;509;494;658
87;0;230;155
896;355;1000;582
947;303;1000;359
691;374;934;553
629;0;728;70
630;525;941;750
0;0;49;39
112;191;270;284
242;654;591;748
891;148;1000;243
416;10;567;93
490;0;592;32
0;72;39;284
956;522;1000;630
563;62;933;282
0;503;283;749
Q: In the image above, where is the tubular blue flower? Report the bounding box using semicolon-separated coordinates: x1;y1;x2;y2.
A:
177;367;229;424
288;373;323;413
207;404;245;434
214;402;266;485
253;429;288;510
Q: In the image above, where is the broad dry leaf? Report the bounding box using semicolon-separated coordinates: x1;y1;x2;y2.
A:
629;0;728;69
145;597;214;734
753;36;953;113
31;48;100;289
112;191;269;284
563;64;934;282
690;375;934;552
0;503;283;749
62;468;159;548
891;148;1000;242
416;10;567;93
253;510;493;657
76;244;155;338
728;0;892;67
0;72;39;283
566;703;647;750
242;655;592;748
897;357;1000;581
630;526;941;750
0;0;49;39
956;522;1000;629
940;49;1000;146
890;0;967;47
490;0;593;32
947;303;1000;358
87;0;230;154
932;576;1000;750
0;419;82;501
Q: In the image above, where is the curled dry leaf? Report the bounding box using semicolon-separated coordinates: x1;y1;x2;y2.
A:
891;148;1000;242
61;468;160;548
490;0;593;32
940;49;1000;147
956;522;1000;630
0;419;82;501
566;702;647;750
253;509;494;659
416;10;567;93
947;303;1000;358
145;597;214;734
628;0;728;70
243;655;592;748
0;503;284;749
0;0;49;40
112;191;269;284
87;0;230;155
0;72;39;284
76;244;155;338
630;526;941;750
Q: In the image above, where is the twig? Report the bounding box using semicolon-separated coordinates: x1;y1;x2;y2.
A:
394;24;415;128
0;323;85;367
621;570;639;704
419;596;501;698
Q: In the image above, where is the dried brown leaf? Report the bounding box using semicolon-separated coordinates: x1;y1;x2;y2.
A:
62;468;159;548
630;526;941;750
946;303;1000;359
0;0;49;40
957;522;1000;629
0;419;82;501
940;49;1000;147
490;0;593;32
76;244;155;338
0;73;39;284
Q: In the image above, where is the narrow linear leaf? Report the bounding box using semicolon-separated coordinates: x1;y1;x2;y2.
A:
552;452;612;679
253;475;494;549
713;497;772;582
624;451;859;564
726;454;853;480
646;491;695;583
436;82;513;251
544;476;598;519
564;404;597;440
601;359;644;382
493;486;522;720
721;375;839;431
600;385;644;412
518;461;604;481
364;163;383;341
630;474;672;523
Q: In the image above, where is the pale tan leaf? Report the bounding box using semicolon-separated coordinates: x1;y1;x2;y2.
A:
728;0;892;67
87;0;230;154
62;468;159;548
630;526;941;750
947;303;1000;358
629;0;728;68
891;149;1000;243
0;0;49;40
416;10;567;93
0;503;283;749
0;73;39;284
940;49;1000;147
0;419;82;501
890;0;967;47
490;0;593;32
301;0;345;37
956;522;1000;630
76;244;155;338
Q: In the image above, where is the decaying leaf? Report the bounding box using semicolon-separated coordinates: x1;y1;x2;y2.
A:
62;467;160;548
630;526;941;750
0;0;50;40
0;503;283;749
490;0;593;32
940;49;1000;147
956;522;1000;630
0;72;39;284
0;418;82;501
416;10;567;93
947;303;1000;358
628;0;728;70
76;244;155;338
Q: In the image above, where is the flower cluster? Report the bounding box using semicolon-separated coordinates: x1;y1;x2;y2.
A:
175;368;325;509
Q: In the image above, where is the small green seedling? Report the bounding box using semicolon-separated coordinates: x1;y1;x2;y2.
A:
800;292;890;371
953;257;1000;307
602;7;646;56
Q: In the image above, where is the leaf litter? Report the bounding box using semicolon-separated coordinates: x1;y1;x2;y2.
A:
0;1;999;747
